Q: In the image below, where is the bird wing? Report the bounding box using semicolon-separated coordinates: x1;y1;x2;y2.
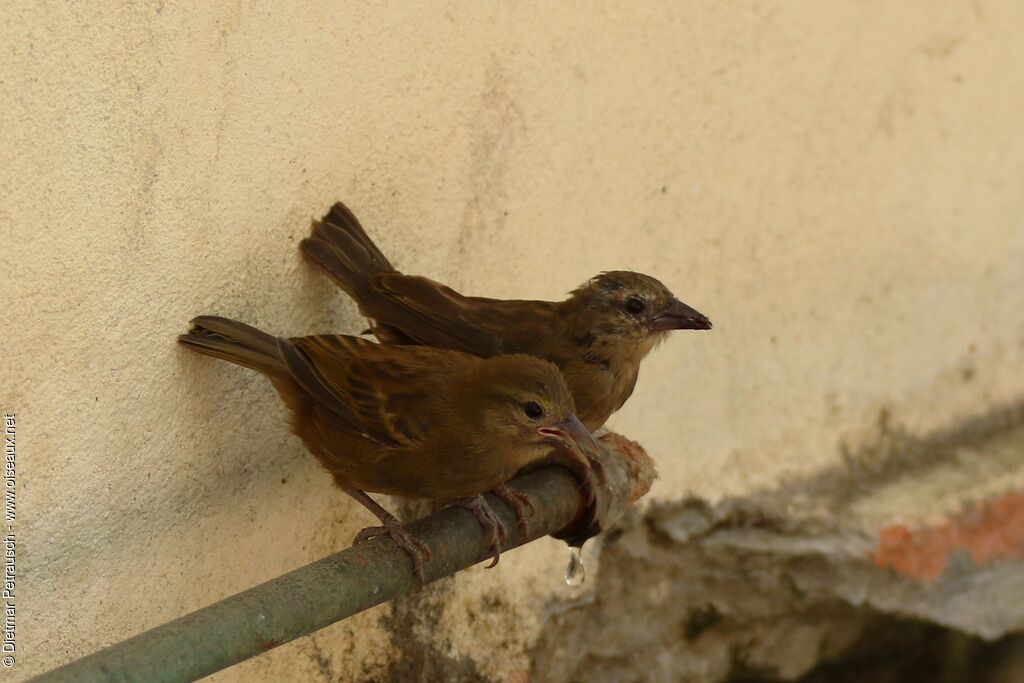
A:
280;334;438;449
366;272;565;357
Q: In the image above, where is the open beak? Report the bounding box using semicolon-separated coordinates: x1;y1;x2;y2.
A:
651;297;712;331
538;414;599;458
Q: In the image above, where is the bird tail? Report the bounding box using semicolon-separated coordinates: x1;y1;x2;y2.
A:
300;201;397;302
178;316;284;377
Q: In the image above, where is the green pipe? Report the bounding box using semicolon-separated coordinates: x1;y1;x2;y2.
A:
31;468;590;683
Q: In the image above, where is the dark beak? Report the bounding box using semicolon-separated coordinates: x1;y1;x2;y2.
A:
538;414;599;458
651;298;712;331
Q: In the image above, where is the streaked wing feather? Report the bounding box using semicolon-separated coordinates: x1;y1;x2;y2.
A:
290;335;435;448
276;337;367;437
367;273;564;356
369;274;498;352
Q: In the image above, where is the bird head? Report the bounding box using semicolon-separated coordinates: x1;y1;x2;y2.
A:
467;355;598;467
570;271;711;347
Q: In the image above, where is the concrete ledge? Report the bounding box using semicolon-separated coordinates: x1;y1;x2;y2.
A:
528;403;1024;681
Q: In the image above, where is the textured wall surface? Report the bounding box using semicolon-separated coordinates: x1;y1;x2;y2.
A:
4;1;1024;681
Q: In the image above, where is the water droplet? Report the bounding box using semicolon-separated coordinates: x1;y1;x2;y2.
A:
565;546;585;586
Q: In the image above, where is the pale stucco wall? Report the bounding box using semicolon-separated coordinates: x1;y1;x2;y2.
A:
5;1;1024;681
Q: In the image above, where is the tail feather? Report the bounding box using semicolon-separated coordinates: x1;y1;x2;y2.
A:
300;231;371;298
178;316;283;377
322;202;396;273
300;201;396;301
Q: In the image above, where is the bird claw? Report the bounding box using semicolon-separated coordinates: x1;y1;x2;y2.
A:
578;467;599;508
493;484;535;539
586;453;607;485
353;519;432;587
575;441;610;507
451;496;508;568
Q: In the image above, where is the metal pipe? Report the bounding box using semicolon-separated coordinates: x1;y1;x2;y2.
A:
31;469;588;683
32;433;655;683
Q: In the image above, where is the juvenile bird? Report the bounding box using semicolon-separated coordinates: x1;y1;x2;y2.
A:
179;316;598;583
300;202;712;431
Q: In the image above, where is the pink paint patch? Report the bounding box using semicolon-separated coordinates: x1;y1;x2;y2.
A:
869;490;1024;583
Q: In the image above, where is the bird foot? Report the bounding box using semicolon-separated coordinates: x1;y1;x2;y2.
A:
585;453;607;484
451;496;508;568
353;518;432;586
492;484;536;539
578;466;600;508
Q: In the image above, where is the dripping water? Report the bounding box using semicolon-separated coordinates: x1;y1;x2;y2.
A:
565;546;585;586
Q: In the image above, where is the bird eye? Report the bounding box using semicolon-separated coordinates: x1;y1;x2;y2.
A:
522;401;544;420
625;296;646;314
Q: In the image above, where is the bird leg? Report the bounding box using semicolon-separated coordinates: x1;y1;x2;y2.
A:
542;415;606;505
342;487;431;586
553;449;602;508
492;484;536;538
576;460;601;508
449;495;508;568
583;450;607;485
574;431;607;485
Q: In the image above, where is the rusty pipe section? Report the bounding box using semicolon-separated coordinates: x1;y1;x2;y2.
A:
31;434;655;683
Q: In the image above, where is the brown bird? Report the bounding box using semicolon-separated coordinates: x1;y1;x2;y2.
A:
179;316;599;583
300;202;712;431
